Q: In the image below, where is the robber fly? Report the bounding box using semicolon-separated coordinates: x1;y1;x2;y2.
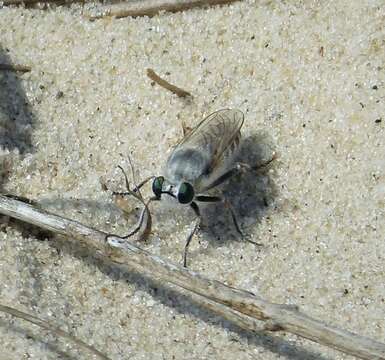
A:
150;108;265;267
120;109;271;267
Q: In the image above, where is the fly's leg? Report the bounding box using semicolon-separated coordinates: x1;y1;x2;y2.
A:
200;164;249;192
107;166;154;241
251;152;277;172
223;198;262;246
183;218;200;268
113;172;154;198
195;194;240;235
201;153;277;193
223;198;243;236
113;198;152;239
196;195;262;246
132;176;155;193
184;201;201;268
112;165;152;208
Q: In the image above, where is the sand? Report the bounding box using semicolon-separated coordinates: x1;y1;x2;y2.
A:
0;1;384;359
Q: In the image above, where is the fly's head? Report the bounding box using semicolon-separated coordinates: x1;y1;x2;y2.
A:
152;176;195;204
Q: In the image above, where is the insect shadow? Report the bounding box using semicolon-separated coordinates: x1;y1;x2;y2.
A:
59;246;329;360
0;46;36;191
0;46;35;155
200;131;278;247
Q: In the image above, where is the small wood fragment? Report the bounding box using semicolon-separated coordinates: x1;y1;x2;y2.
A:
147;68;192;98
0;64;31;73
86;0;241;19
2;0;82;5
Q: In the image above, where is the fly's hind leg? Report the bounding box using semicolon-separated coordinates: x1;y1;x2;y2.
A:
183;202;201;268
251;152;277;173
223;198;243;236
201;154;277;193
196;195;262;246
223;198;262;246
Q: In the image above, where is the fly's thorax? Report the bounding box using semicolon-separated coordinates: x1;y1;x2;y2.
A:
164;147;211;186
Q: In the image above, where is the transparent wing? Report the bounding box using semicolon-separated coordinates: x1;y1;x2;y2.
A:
165;109;244;187
177;108;244;173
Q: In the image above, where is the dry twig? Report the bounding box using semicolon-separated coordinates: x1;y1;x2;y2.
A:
2;0;83;5
0;304;110;360
0;194;384;360
147;68;192;98
86;0;241;20
0;64;31;73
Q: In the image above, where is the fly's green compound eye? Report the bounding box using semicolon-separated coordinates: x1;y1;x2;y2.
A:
177;182;194;204
152;176;164;198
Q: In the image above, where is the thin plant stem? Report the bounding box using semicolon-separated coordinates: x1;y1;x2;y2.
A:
0;304;110;360
86;0;241;19
147;68;192;98
0;64;31;73
0;194;384;360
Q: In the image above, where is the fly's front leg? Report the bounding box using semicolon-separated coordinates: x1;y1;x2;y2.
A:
132;176;155;193
113;173;154;198
184;201;201;268
112;167;153;214
108;166;155;241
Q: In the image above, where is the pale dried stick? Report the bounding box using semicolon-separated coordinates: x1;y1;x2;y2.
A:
86;0;241;20
0;304;110;360
147;68;192;98
0;64;31;73
0;194;384;360
2;0;83;5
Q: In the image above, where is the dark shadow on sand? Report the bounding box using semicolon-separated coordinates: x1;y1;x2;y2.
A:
0;45;36;189
47;236;331;360
0;319;79;360
1;167;331;359
0;45;35;154
201;132;278;246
